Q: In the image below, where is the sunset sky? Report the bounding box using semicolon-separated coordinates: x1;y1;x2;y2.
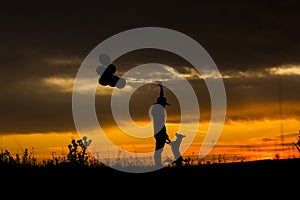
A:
1;1;300;165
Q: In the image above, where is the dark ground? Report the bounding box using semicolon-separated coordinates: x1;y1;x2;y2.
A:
1;158;299;196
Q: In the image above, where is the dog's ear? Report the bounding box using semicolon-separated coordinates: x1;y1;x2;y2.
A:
176;133;186;138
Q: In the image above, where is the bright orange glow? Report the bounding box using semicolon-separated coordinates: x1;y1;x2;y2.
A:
1;119;299;164
0;132;79;162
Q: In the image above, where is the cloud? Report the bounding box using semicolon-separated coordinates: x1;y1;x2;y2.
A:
222;69;266;79
1;60;300;135
36;63;300;133
1;1;300;135
44;57;82;66
151;64;300;81
43;76;74;93
267;65;300;76
43;76;134;96
219;65;300;79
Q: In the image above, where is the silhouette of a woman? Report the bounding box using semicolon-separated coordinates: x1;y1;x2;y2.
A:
150;82;171;167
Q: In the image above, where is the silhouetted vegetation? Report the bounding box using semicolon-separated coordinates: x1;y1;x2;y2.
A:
0;136;104;168
1;136;300;182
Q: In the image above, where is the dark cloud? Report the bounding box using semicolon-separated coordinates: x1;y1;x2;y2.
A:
0;81;74;133
1;1;300;134
2;0;300;69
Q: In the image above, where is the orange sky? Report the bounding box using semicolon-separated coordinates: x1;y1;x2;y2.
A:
1;118;299;165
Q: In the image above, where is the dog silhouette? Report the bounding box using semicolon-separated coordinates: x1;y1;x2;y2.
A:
168;133;186;166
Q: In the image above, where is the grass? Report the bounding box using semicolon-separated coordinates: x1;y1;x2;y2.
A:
1;136;300;188
1;146;299;196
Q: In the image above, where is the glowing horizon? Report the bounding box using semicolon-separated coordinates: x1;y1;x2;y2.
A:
1;118;299;164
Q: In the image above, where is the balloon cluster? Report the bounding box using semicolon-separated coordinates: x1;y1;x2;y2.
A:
96;53;126;89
